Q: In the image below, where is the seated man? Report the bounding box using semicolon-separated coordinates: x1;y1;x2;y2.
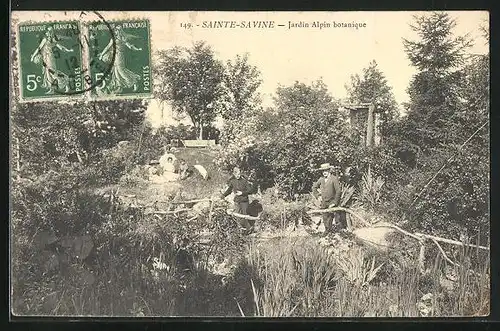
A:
159;150;177;171
178;159;191;180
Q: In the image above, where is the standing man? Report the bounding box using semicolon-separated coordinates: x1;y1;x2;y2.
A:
221;166;255;233
312;163;342;235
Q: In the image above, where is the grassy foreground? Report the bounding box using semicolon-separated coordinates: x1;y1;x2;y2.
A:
11;148;490;317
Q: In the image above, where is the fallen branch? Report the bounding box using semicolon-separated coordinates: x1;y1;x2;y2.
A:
415;232;489;251
128;204;148;209
371;223;424;242
307;207;371;227
170;198;212;204
430;237;460;267
145;208;190;215
227;210;260;221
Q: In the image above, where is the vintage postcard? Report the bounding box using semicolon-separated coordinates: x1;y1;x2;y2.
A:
10;11;490;318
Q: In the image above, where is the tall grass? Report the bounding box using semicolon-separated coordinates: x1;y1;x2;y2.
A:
449;241;490;316
12;146;489;317
246;237;338;316
240;236;490;317
358;166;385;211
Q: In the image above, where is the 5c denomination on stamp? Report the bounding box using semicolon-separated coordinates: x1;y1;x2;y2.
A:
18;21;84;101
87;19;153;99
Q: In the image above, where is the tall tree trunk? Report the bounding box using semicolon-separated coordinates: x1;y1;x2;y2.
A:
199;121;203;140
366;103;375;147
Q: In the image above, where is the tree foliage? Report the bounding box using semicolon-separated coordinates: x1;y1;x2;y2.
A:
345;60;399;136
403;12;472;73
216;80;359;197
220;53;262;121
12;100;147;180
380;12;489;239
217;53;263;143
155;42;225;139
398;12;473;153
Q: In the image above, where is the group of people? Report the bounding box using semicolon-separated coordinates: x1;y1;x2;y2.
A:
220;162;348;236
148;140;348;235
148;147;191;182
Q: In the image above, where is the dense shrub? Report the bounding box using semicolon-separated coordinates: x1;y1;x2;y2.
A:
216;80;360;198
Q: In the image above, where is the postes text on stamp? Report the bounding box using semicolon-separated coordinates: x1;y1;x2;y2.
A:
18;21;84;101
87;19;152;99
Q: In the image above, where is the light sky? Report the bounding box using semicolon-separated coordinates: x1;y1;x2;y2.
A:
12;11;489;127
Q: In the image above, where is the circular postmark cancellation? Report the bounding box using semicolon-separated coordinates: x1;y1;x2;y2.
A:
38;11;117;96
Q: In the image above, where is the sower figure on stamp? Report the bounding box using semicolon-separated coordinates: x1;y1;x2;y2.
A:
98;25;142;94
30;26;74;94
220;166;256;234
312;163;342;235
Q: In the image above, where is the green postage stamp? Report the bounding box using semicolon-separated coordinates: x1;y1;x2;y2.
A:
17;21;84;101
16;18;153;101
87;19;153;99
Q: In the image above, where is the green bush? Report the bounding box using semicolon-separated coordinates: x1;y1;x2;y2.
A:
216;80;360;198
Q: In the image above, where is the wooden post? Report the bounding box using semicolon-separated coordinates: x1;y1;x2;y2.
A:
418;243;426;274
366;103;375;147
374;112;381;146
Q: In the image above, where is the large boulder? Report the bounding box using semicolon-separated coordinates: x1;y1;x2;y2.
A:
352;222;398;253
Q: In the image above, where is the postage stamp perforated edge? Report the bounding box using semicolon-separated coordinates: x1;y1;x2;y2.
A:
84;18;154;102
15;19;86;103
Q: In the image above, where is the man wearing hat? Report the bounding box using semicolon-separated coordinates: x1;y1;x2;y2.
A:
311;163;342;235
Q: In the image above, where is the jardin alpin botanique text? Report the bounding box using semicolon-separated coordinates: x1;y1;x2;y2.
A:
200;20;367;30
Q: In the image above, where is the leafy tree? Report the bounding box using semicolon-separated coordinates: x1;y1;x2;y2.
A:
12;99;147;180
155;41;225;140
398;12;472;153
380;12;489;240
220;53;262;121
216;53;263;143
217;79;358;197
269;80;356;195
345;60;399;138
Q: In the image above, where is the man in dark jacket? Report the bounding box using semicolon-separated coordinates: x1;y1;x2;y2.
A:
221;166;255;232
312;163;342;235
